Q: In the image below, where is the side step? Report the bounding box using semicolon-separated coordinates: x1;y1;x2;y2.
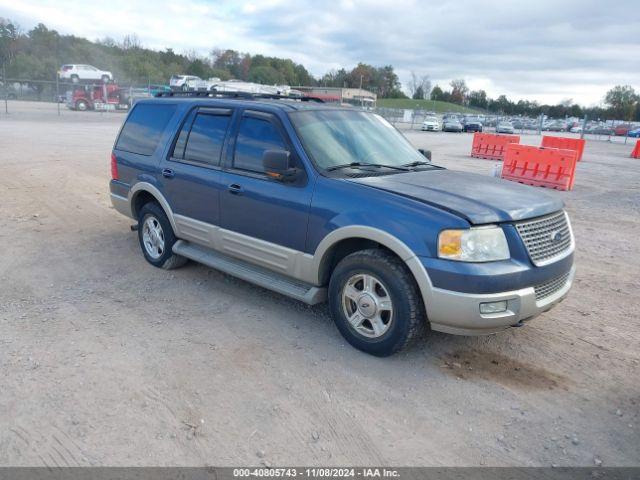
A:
172;240;327;305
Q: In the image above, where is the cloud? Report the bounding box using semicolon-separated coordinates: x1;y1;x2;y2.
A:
1;0;638;104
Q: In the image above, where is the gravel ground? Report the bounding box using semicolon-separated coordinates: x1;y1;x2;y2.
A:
0;101;638;467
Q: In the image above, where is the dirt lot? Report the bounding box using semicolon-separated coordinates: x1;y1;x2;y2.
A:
1;101;638;467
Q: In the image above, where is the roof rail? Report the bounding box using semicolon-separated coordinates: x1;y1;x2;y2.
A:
154;90;253;99
154;90;324;103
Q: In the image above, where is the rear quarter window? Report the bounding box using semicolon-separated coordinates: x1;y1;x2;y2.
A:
115;103;177;156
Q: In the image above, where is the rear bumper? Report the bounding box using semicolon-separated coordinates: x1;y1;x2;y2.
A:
425;265;575;335
110;192;133;219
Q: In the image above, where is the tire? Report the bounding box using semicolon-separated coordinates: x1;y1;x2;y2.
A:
328;249;426;356
71;75;79;84
101;75;110;84
76;100;89;111
137;202;188;270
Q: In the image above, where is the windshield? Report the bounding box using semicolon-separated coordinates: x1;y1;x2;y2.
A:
425;117;438;122
289;110;425;170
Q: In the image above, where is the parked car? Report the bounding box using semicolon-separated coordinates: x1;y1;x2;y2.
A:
592;126;614;136
496;122;515;134
462;117;483;132
569;126;583;134
546;121;568;132
421;116;440;131
169;75;209;91
627;128;640;138
614;124;634;136
109;96;575;356
442;118;463;132
59;64;113;83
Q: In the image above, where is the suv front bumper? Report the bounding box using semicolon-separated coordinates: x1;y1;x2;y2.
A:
424;265;575;335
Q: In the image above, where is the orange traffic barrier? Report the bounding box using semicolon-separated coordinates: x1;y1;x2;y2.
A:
631;139;640;159
501;144;578;191
541;135;586;161
470;132;520;161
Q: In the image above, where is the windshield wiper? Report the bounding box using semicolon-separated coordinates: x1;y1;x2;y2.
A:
327;162;409;172
402;161;433;168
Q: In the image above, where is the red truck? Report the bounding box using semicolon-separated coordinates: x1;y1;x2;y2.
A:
65;84;130;111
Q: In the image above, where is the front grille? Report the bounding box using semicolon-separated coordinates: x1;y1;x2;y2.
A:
534;271;571;301
515;211;572;266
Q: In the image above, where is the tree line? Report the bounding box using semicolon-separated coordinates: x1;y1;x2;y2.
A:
428;78;640;121
0;20;404;98
1;19;638;120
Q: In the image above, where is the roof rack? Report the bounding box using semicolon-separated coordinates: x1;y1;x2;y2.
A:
154;90;324;103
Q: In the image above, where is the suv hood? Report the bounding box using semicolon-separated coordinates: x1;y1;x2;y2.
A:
347;169;563;224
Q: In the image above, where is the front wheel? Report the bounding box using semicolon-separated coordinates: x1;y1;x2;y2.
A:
137;202;188;269
328;249;426;356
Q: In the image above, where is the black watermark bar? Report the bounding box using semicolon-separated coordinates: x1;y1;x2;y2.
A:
0;468;639;480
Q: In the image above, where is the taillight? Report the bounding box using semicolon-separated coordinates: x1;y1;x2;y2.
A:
111;152;119;180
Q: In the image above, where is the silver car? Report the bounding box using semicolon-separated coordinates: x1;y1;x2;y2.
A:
496;122;515;134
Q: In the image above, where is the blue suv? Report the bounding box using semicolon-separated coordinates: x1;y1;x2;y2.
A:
110;93;575;356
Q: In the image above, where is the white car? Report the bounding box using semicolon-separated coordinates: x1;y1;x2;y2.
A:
570;126;583;133
421;117;441;131
169;75;211;91
59;64;113;83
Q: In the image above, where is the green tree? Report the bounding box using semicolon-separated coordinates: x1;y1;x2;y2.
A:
449;78;468;105
248;65;285;85
0;18;19;70
468;90;488;109
430;84;444;101
605;85;639;120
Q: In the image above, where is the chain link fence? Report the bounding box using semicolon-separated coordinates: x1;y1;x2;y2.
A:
1;77;638;146
374;107;639;145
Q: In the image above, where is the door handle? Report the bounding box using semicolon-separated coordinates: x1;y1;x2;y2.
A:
228;183;243;195
162;168;175;178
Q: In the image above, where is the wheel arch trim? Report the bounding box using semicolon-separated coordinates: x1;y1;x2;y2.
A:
129;182;178;232
310;226;435;307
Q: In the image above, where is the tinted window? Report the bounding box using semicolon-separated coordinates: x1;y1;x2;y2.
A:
172;109;197;160
234;116;286;173
183;113;231;166
116;103;177;156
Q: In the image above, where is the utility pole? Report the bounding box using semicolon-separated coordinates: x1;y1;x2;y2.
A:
580;114;587;140
56;71;60;116
3;63;7;114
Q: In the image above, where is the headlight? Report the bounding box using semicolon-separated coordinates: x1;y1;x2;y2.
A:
438;227;510;262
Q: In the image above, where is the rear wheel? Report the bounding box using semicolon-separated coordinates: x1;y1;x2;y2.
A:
76;100;89;111
137;202;188;269
101;75;110;83
328;249;426;356
70;74;79;83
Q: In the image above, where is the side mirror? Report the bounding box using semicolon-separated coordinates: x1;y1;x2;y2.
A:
263;149;299;182
418;149;432;161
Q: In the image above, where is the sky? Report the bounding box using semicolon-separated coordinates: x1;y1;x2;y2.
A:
1;0;639;106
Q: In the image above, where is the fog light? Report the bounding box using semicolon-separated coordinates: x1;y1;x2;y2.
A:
480;301;508;314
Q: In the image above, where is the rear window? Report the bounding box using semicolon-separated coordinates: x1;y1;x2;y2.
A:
116;103;177;156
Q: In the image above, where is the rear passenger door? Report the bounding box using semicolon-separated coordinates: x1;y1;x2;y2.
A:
219;110;314;255
159;106;231;228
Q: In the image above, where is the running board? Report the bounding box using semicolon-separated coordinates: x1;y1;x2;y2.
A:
172;240;327;305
